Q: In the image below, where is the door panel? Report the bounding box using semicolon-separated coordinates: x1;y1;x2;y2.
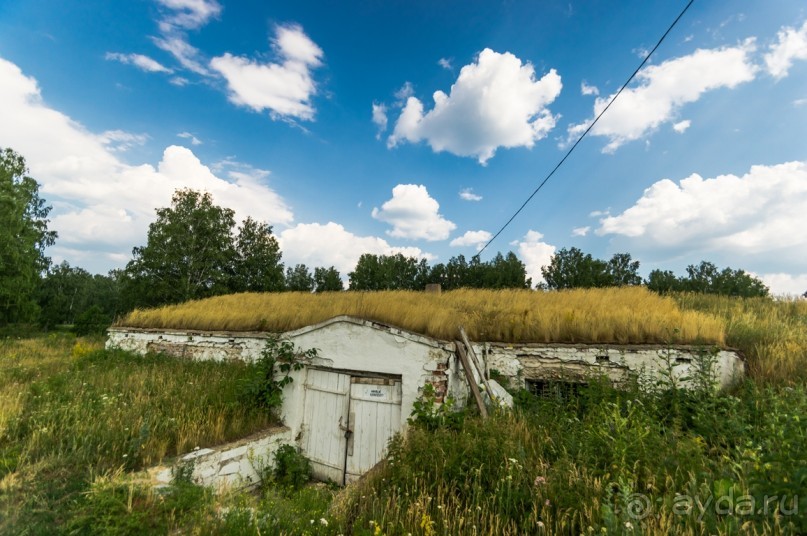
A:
302;369;350;483
345;378;403;483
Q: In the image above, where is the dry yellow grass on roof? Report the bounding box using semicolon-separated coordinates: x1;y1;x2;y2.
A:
117;287;726;346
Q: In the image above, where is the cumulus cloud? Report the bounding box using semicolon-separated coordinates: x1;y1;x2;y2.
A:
279;222;434;277
756;273;807;296
764;20;807;79
372;102;388;139
105;52;173;73
449;230;492;249
580;81;599;96
372;184;456;241
0;56;292;273
210;24;323;120
387;48;562;164
177;131;202;145
595;161;807;270
459;188;482;201
672;119;691;133
567;40;757;152
571;226;590;237
511;230;556;287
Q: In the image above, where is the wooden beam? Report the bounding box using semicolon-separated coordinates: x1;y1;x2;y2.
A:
459;326;497;404
455;340;488;418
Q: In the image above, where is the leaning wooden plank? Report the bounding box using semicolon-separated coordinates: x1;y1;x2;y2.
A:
459;326;497;403
455;340;488;418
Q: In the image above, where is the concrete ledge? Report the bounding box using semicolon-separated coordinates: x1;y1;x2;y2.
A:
146;426;292;492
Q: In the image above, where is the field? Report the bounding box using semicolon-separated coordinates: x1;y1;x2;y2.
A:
1;290;805;534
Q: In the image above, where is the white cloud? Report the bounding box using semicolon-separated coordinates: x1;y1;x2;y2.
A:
97;130;149;152
596;161;807;269
394;82;414;103
571;226;590;237
449;230;492;249
512;230;556;287
794;97;807;107
567;40;757;152
279;222;434;277
438;58;452;70
0;56;292;273
672;119;691;133
589;209;610;217
372;102;388;139
152;36;211;75
156;0;222;31
580;81;599;96
458;188;482;201
105;52;173;73
170;76;190;86
756;273;807;296
371;184;456;241
764;20;807;79
177;131;202;145
210;24;323;120
387;48;562;164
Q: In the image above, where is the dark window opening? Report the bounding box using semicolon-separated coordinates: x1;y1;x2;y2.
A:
596;355;610;363
525;379;587;400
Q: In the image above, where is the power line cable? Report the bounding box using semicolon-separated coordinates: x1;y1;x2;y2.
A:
475;0;695;259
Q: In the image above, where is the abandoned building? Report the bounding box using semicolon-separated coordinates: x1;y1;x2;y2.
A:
107;310;744;488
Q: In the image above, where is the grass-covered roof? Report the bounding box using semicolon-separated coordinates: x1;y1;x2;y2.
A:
117;287;726;346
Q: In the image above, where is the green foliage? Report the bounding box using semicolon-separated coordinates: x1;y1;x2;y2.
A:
349;251;531;291
540;247;640;289
647;260;769;297
408;383;467;431
230;216;285;293
37;261;121;328
0;147;57;324
237;336;314;414
73;305;112;336
348;253;431;290
314;266;344;292
121;190;285;310
285;263;315;291
271;444;312;490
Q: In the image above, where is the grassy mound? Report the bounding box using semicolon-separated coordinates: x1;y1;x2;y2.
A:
118;287;725;346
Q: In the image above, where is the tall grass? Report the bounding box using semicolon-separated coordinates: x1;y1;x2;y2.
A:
119;287;726;345
332;381;807;535
0;334;276;533
674;294;807;384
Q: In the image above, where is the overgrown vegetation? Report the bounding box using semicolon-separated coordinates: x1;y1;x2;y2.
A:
119;286;726;345
0;334;276;533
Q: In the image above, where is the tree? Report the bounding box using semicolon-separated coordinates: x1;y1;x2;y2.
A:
230;217;284;293
0;148;57;324
123;189;237;308
285;264;314;292
348;254;430;291
541;247;611;289
314;266;343;292
38;262;122;328
646;269;679;294
607;253;642;286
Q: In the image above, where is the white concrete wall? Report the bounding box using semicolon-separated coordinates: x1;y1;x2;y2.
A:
478;343;744;391
148;427;292;491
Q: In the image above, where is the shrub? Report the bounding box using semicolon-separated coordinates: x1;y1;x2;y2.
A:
272;444;311;490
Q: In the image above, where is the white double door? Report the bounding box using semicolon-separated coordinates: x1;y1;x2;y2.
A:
301;368;402;484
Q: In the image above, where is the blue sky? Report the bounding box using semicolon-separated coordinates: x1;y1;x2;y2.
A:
1;0;806;294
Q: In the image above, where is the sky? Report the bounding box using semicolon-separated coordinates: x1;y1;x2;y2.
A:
1;0;806;295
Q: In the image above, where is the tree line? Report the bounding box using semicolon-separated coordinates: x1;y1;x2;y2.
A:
1;146;776;334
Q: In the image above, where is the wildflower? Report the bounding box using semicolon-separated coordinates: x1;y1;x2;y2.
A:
537;521;545;528
534;476;547;486
319;518;328;526
545;499;551;506
625;521;633;530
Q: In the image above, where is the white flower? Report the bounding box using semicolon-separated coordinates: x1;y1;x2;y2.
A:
319;518;328;526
